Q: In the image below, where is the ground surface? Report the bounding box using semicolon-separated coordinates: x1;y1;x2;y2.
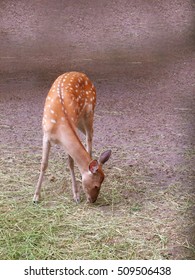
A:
0;0;194;259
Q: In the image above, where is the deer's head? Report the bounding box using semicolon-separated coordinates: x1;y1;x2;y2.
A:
82;150;111;203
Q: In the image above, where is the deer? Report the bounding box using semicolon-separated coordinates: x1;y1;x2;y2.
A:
33;72;111;204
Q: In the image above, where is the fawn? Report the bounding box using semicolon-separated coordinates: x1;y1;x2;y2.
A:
33;72;111;203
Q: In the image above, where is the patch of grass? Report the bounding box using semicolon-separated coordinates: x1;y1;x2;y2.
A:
0;147;194;259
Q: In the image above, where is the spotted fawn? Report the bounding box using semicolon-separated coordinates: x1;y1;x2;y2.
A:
33;72;111;203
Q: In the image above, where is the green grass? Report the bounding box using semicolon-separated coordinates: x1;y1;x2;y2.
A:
0;146;194;260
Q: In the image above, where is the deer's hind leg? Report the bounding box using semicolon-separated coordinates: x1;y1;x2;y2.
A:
78;112;94;157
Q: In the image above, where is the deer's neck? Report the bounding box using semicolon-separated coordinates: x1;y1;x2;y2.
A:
57;123;91;174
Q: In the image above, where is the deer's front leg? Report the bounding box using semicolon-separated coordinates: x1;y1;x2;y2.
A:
33;136;51;203
85;114;94;157
68;155;80;203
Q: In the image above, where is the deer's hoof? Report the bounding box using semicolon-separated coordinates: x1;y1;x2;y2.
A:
75;199;80;204
33;200;39;205
74;197;80;204
33;194;40;204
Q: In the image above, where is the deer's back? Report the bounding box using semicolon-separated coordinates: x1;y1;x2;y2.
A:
43;72;96;134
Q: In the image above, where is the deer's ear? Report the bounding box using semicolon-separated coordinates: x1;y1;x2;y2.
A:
98;150;111;165
89;160;99;174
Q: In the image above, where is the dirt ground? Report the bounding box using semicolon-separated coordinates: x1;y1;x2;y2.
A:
0;0;194;259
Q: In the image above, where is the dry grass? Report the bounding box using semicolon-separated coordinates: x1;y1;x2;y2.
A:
0;144;194;260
